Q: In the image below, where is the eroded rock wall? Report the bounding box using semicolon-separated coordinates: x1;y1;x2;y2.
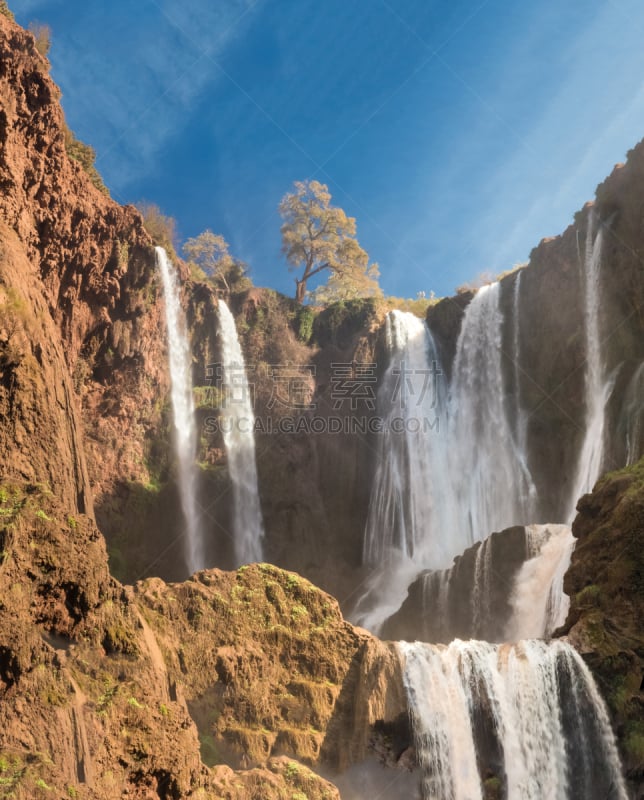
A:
561;457;644;792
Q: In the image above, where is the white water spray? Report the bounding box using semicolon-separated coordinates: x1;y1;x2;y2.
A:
156;246;203;574
359;291;538;630
622;362;644;465
568;216;613;517
505;524;575;640
399;639;628;800
447;282;536;542
512;270;529;454
363;311;448;565
217;299;264;565
365;285;537;570
357;311;451;630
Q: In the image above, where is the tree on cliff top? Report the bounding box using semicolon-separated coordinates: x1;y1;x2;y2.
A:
183;230;250;293
279;180;381;304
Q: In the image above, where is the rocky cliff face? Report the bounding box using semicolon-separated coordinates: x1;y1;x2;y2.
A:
381;525;531;643
0;13;238;586
0;15;405;798
561;458;644;790
0;224;92;515
185;289;387;601
426;154;644;522
0;484;393;798
0;14;176;539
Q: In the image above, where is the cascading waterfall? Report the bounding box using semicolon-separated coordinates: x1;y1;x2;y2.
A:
216;299;264;566
156;246;203;574
357;311;451;630
511;270;529;454
399;639;628;800
359;291;538;630
358;238;627;799
568;215;613;517
382;524;575;643
505;524;575;640
365;285;537;566
621;362;644;465
447;282;536;542
363;311;449;566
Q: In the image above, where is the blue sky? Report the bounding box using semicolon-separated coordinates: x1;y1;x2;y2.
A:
12;0;644;299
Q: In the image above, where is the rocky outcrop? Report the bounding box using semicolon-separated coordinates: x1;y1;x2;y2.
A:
381;526;531;643
561;457;644;793
0;485;203;799
135;563;407;773
0;483;408;798
0;15;170;502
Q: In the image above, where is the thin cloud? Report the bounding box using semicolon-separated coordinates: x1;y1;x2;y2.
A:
45;0;258;192
399;1;644;293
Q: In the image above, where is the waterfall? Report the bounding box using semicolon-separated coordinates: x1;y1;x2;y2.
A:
511;270;529;454
382;525;574;643
358;292;537;631
621;362;644;465
364;288;536;568
399;639;628;800
505;524;575;640
447;282;536;542
470;534;493;637
216;299;264;565
156;246;203;574
568;216;613;516
363;311;449;566
357;311;451;630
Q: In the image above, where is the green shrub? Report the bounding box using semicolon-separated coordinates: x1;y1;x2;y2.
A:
0;2;14;21
64;126;109;195
284;761;299;778
312;298;378;348
294;306;315;343
199;733;220;767
575;584;601;605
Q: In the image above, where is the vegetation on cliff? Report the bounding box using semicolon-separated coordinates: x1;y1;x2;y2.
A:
562;456;644;785
0;485;370;798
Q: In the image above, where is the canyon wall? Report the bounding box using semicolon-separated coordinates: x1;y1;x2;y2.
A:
0;9;643;797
